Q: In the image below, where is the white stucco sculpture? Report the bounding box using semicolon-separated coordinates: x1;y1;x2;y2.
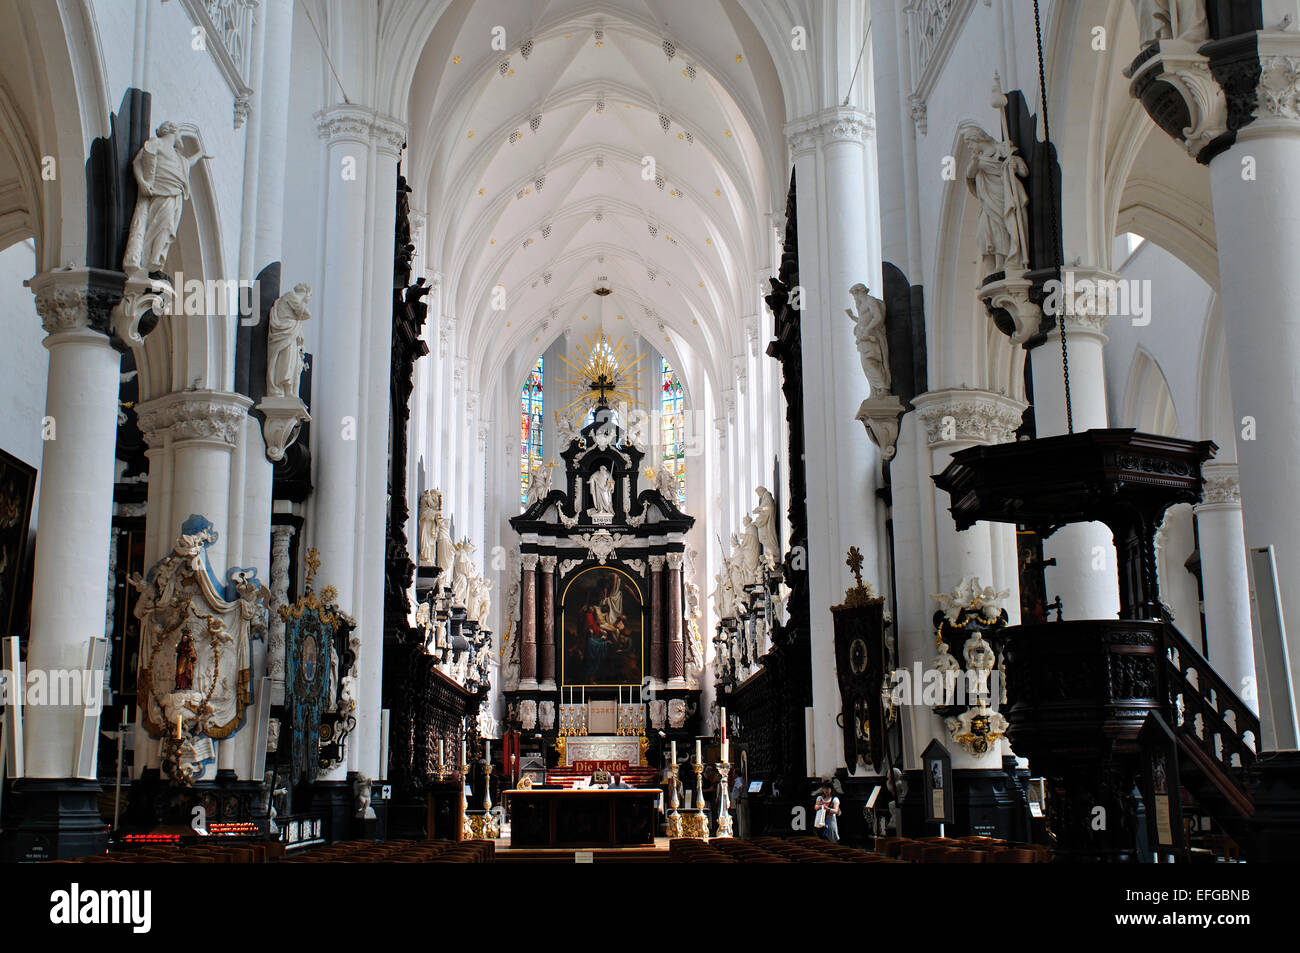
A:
450;538;475;608
417;488;441;566
266;283;312;399
123;122;211;273
556;410;581;449
738;514;763;584
526;462;553;505
1132;0;1208;48
655;461;680;501
962;125;1030;276
753;486;780;566
588;465;615;517
846;283;891;398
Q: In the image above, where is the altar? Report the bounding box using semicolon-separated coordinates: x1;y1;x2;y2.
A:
506;788;661;848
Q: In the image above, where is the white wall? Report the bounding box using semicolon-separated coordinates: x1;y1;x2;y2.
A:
0;240;46;531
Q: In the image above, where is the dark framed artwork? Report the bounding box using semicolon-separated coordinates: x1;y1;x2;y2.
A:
0;449;37;638
561;565;644;687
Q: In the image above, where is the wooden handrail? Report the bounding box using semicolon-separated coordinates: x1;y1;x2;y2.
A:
1161;622;1258;815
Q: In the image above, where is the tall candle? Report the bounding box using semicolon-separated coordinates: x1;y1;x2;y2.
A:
438;738;445;768
695;739;702;764
722;740;729;763
461;739;467;766
720;707;727;744
485;739;491;763
671;740;677;764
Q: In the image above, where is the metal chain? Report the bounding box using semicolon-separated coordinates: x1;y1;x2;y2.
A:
1033;0;1074;434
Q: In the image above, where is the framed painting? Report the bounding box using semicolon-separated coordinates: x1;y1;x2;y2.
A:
0;449;36;638
560;565;644;687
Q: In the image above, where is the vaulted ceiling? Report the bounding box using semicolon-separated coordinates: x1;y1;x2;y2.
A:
403;0;788;395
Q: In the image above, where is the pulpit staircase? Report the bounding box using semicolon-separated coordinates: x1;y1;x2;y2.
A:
1160;622;1258;849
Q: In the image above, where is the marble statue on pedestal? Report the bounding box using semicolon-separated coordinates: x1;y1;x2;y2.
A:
753;487;780;567
266;284;311;398
434;501;454;579
846;284;891;398
588;466;615;518
471;578;493;628
123;122;211;272
712;571;736;619
1132;0;1208;48
962;123;1030;276
417;489;441;566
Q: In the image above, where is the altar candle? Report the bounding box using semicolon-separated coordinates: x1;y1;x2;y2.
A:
461;739;467;766
671;740;677;764
722;740;729;763
485;739;491;763
721;707;727;744
695;739;702;764
438;738;445;768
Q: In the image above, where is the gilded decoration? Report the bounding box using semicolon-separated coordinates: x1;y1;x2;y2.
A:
129;517;268;785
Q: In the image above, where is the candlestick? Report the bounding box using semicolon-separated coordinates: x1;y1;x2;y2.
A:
716;762;734;838
461;738;467;767
666;762;682;837
460;761;471;840
722;739;729;763
175;714;182;740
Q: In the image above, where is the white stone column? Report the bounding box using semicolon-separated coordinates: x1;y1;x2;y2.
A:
137;391;252;575
310;105;405;780
786;107;883;778
911;388;1026;771
1194;463;1257;709
1030;296;1121;619
22;270;122;778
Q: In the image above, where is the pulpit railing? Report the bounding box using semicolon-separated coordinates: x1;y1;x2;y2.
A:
1161;623;1258;817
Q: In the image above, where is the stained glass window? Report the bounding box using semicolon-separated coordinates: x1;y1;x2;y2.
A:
660;359;686;504
521;357;544;505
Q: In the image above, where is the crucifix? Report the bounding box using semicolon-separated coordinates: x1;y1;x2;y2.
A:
846;545;865;588
589;372;617;403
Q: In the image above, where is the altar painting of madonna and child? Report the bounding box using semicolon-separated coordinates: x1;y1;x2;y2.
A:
561;566;644;686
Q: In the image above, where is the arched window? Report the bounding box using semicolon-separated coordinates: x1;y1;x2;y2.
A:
521;357;544;504
660;359;686;504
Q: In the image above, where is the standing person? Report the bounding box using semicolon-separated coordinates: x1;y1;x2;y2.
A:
814;782;841;843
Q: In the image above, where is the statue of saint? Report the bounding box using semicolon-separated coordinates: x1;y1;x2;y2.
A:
738;515;763;584
174;631;197;691
266;283;312;398
556;410;581;449
123;122;211;273
1132;0;1208;48
589;466;615;517
434;505;454;578
417;489;440;566
525;462;553;506
846;284;891;397
655;462;680;501
753;486;780;567
962;127;1030;276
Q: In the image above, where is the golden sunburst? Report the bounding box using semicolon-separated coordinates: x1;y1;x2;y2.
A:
555;327;646;417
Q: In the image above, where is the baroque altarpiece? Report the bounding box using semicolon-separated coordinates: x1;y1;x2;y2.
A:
504;400;702;783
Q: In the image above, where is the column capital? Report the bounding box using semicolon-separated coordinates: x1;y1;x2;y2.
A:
912;387;1027;449
666;552;684;570
315;104;407;153
27;267;121;339
649;554;666;571
785;106;874;156
1196;461;1242;511
521;552;540;571
137;389;253;449
1126;32;1300;163
538;555;557;573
